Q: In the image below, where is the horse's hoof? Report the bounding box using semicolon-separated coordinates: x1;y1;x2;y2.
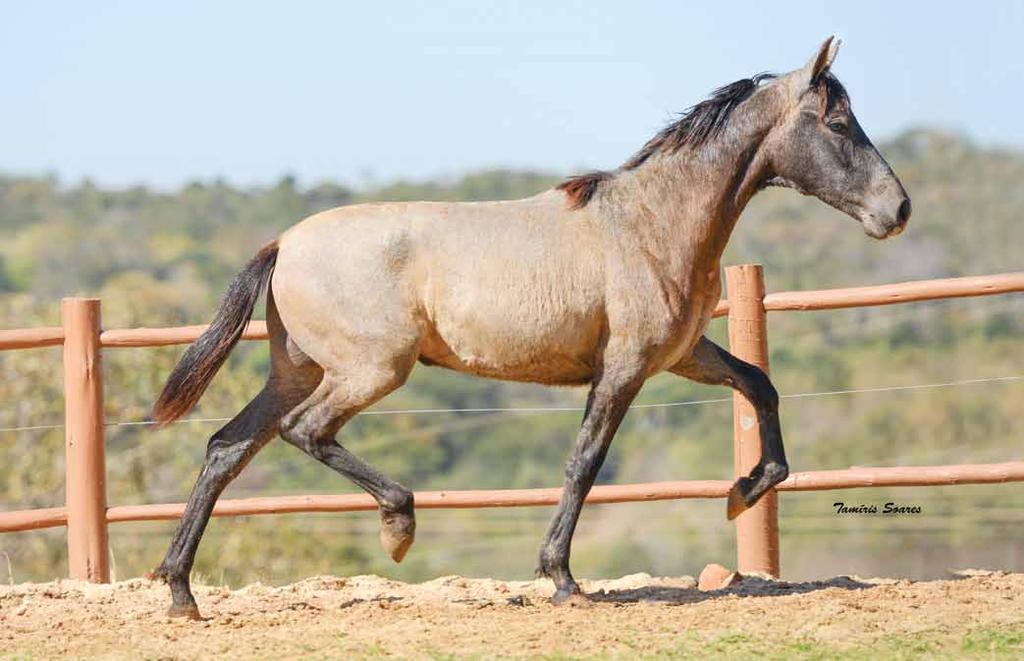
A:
726;482;749;520
166;603;203;620
551;589;590;607
380;529;414;563
380;512;416;563
726;462;788;520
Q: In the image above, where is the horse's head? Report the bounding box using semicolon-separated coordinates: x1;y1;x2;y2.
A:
764;37;911;239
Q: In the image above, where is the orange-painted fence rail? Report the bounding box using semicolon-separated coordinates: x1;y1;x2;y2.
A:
4;271;1020;351
1;268;1023;583
5;461;1024;534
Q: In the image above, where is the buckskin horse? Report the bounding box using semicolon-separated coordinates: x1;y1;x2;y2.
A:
150;37;911;617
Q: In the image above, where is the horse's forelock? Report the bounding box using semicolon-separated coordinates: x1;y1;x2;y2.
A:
814;72;850;116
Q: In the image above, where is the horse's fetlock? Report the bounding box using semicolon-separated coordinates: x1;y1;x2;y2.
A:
149;560;189;587
765;461;789;484
147;565;170;583
385;488;414;515
537;543;564;576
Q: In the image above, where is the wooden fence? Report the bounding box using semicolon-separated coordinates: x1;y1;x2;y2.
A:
2;265;1023;583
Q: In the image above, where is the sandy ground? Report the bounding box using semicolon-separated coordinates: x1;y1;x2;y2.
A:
2;570;1023;660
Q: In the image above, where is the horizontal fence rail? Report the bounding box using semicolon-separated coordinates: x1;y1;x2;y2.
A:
98;323;271;348
3;272;1020;352
1;267;1022;582
0;326;64;351
762;271;1024;312
4;461;1023;534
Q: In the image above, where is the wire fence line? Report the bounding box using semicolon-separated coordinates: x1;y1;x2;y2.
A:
1;374;1020;435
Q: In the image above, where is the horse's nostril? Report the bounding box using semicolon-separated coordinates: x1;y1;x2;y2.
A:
897;198;912;225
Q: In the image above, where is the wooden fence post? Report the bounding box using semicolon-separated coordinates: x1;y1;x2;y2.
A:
62;298;110;582
725;265;780;577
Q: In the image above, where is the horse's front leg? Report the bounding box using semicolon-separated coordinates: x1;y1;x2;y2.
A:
536;362;645;604
670;336;789;520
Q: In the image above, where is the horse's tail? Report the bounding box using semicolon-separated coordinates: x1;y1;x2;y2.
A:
152;240;279;425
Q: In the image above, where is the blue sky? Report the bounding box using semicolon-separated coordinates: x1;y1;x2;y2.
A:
2;1;1022;189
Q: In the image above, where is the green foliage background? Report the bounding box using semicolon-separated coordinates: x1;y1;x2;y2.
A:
1;129;1022;586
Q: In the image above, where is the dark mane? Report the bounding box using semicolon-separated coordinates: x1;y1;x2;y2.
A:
622;72;777;169
557;72;777;209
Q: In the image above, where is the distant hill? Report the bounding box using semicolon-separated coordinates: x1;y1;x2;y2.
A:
1;129;1020;309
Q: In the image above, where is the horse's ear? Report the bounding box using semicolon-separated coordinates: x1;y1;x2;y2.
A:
798;36;841;87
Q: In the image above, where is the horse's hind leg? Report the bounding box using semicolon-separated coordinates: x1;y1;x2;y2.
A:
669;336;789;520
279;359;418;562
152;293;321;618
150;379;314;618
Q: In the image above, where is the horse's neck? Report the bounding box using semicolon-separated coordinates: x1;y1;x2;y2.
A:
616;109;777;285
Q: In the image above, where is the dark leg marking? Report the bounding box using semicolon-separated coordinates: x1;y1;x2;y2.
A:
279;377;416;563
671;336;789;519
536;366;644;604
149;387;285;618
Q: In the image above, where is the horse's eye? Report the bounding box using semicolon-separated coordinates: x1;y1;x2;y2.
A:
827;119;847;134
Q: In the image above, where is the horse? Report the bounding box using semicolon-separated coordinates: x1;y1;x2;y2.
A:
149;37;910;618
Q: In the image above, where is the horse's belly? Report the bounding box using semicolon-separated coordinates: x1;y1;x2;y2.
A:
420;302;604;386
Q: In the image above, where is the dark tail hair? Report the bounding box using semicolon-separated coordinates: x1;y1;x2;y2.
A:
152;241;279;425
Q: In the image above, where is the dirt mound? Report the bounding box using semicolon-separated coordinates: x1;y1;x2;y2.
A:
2;570;1023;659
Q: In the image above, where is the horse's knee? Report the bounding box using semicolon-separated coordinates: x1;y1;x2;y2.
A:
740;364;778;412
